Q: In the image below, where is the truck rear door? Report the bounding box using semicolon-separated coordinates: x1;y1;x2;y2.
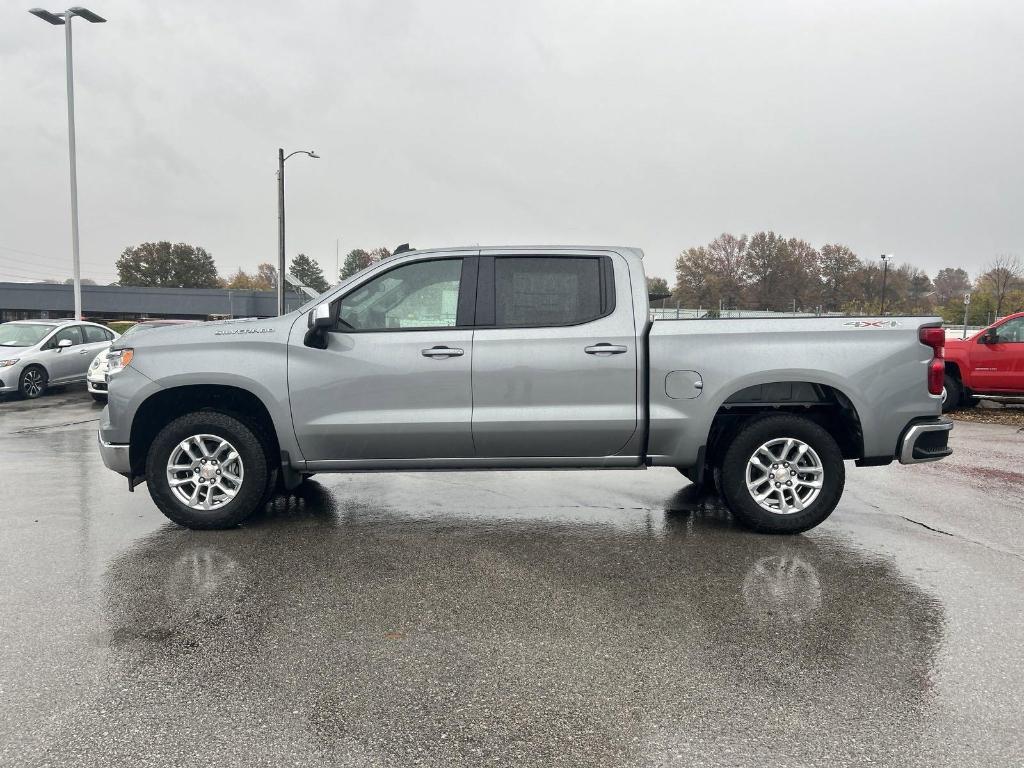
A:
470;250;639;458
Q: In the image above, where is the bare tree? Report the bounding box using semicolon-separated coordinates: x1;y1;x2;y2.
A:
932;267;971;304
743;232;790;311
784;238;821;312
981;255;1023;317
673;246;717;308
705;233;748;308
818;244;860;312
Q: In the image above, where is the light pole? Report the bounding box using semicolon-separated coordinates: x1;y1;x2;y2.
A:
29;7;106;321
879;254;891;316
277;148;320;315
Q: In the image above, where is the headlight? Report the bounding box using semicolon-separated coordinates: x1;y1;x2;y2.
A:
89;355;105;371
107;348;134;375
0;359;18;368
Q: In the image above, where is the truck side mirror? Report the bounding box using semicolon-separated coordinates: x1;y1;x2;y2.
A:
980;329;997;344
303;303;333;349
56;338;73;351
308;303;333;329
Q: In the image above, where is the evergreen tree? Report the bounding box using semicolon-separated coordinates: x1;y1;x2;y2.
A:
289;253;329;293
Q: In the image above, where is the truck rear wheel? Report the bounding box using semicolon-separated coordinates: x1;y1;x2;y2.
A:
718;414;845;534
942;374;962;413
145;411;270;530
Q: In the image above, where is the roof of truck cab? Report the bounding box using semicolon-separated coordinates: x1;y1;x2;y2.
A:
395;245;644;257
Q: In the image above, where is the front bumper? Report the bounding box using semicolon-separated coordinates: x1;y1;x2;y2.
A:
97;431;131;476
898;419;953;464
0;362;24;393
87;375;107;394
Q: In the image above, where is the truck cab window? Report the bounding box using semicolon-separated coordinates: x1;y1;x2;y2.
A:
994;318;1024;343
338;259;462;331
494;257;606;327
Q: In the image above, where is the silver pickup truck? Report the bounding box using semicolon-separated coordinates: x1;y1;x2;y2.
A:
98;246;952;533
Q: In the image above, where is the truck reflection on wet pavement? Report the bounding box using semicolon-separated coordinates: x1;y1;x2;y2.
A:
1;387;1022;767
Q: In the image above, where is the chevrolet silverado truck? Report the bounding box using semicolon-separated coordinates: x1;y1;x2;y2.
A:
97;246;952;533
943;311;1024;411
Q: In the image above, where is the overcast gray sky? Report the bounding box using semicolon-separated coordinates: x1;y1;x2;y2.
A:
2;0;1022;286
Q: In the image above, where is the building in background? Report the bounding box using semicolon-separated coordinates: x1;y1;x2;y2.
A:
0;282;312;322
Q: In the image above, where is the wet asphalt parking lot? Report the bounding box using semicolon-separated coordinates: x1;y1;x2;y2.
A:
1;386;1023;767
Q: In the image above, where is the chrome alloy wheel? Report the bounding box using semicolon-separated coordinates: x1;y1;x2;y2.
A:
166;434;244;510
745;437;824;515
22;369;44;398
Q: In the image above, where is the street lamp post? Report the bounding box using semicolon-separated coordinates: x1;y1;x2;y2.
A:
879;254;892;316
29;7;106;321
276;148;320;315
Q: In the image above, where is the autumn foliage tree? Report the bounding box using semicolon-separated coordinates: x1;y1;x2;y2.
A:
671;232;1021;320
339;247;392;280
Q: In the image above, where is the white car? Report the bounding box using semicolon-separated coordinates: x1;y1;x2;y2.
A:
87;320;199;401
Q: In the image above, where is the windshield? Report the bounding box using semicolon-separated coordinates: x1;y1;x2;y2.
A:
0;323;56;347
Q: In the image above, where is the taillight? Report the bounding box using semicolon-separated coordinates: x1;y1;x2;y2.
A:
919;327;945;395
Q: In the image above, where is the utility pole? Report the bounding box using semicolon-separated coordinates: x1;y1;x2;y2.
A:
277;149;285;316
963;292;971;339
879;254;891;315
276;147;319;314
29;7;106;320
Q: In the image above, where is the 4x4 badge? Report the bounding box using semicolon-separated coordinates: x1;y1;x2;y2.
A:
843;320;901;328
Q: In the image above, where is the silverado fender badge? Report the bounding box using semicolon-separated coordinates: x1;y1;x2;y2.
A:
214;327;276;336
843;320;901;328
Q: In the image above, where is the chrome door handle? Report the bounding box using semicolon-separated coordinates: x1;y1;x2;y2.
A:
584;344;628;356
78;349;89;355
421;346;464;358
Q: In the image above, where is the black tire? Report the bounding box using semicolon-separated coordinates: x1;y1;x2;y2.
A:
19;365;48;399
145;410;270;530
942;374;962;413
718;414;845;534
91;393;107;403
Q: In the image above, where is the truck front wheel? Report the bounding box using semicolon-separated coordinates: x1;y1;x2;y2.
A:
718;414;845;534
145;411;270;530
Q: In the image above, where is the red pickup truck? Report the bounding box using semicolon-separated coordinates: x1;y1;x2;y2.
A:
943;311;1024;411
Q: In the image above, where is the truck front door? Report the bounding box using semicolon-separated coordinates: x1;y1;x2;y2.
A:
470;251;639;458
969;316;1024;392
288;255;477;461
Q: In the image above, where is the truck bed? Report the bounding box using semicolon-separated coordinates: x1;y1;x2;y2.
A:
644;316;944;467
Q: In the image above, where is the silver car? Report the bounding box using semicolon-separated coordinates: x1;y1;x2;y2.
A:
0;319;119;399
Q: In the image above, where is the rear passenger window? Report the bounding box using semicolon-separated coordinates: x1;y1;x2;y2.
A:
84;325;109;343
51;326;83;347
494;257;610;327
